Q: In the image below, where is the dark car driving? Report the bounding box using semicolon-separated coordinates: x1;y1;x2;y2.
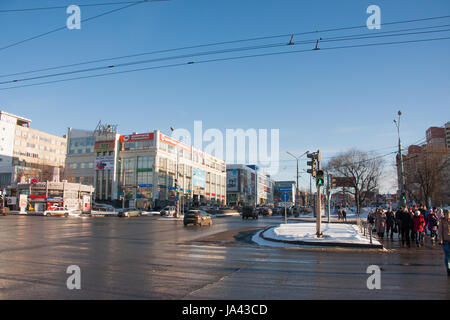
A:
242;206;258;220
183;210;212;226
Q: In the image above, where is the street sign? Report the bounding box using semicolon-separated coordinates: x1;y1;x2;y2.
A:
281;193;290;202
279;202;291;207
170;194;175;200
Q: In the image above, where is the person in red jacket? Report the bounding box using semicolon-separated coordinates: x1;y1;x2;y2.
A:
412;210;426;247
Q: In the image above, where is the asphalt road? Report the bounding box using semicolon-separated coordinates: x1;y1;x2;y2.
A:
0;215;448;299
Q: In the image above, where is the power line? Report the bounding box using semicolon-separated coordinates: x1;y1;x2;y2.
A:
0;1;158;13
0;0;166;52
1;35;449;91
2;27;450;85
1;14;450;78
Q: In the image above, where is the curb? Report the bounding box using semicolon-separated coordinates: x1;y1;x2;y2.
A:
259;226;383;249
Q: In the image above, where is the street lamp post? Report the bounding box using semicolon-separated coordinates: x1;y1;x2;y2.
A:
286;151;309;206
394;111;407;207
170;127;180;218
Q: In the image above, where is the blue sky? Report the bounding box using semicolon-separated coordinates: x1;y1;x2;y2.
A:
1;0;449;192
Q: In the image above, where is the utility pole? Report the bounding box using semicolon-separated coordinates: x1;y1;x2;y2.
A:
394;110;407;207
326;173;331;223
286;151;309;207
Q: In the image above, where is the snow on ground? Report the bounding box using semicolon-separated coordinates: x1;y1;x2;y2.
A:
261;222;381;246
213;212;240;217
141;211;161;216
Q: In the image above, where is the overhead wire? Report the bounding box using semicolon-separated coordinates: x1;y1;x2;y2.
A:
1;17;450;79
1;35;449;91
0;1;160;13
0;0;166;52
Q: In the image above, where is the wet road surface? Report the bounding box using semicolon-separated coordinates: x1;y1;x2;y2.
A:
0;215;448;299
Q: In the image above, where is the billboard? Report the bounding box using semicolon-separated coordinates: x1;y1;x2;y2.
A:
95;156;114;170
120;132;154;142
94;140;115;153
227;169;238;192
193;168;206;188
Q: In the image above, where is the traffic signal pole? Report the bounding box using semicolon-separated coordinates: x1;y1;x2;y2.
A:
307;150;323;238
316;150;322;237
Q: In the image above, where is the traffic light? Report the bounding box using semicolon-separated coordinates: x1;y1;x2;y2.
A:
307;153;317;177
316;170;324;186
329;174;337;189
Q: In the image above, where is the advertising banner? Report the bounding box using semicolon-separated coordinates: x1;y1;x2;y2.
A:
227;169;238;192
95;156;114;170
193;168;206;188
120;132;154;142
19;194;27;213
82;195;91;212
6;196;16;206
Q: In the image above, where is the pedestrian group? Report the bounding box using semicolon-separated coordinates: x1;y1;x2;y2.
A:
366;205;450;276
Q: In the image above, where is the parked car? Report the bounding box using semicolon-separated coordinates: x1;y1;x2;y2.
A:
160;206;176;216
44;207;71;217
0;206;10;215
119;209;141;217
184;210;212;226
242;206;258;220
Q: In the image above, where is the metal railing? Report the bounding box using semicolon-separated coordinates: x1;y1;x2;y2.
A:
358;219;373;244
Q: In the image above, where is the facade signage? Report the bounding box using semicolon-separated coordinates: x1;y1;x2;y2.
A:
159;133;191;152
95;156;115;170
94;140;115;152
120;133;154;142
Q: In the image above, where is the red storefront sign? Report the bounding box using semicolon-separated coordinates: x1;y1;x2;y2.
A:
29;194;46;199
120;132;154;142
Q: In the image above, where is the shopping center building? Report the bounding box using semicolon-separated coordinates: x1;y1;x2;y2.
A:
118;130;226;209
65;125;227;209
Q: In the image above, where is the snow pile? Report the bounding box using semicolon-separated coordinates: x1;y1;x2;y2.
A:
262;222;381;245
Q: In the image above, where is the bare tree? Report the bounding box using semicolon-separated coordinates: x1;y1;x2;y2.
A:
325;149;384;214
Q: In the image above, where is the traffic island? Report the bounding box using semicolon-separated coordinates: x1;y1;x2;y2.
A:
257;223;383;249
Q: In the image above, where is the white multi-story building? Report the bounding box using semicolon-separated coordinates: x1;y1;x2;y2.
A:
0;110;66;189
118;130;226;209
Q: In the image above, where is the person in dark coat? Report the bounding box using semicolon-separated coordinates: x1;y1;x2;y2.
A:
342;209;347;222
395;208;403;241
385;209;395;240
399;207;412;248
427;209;439;243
